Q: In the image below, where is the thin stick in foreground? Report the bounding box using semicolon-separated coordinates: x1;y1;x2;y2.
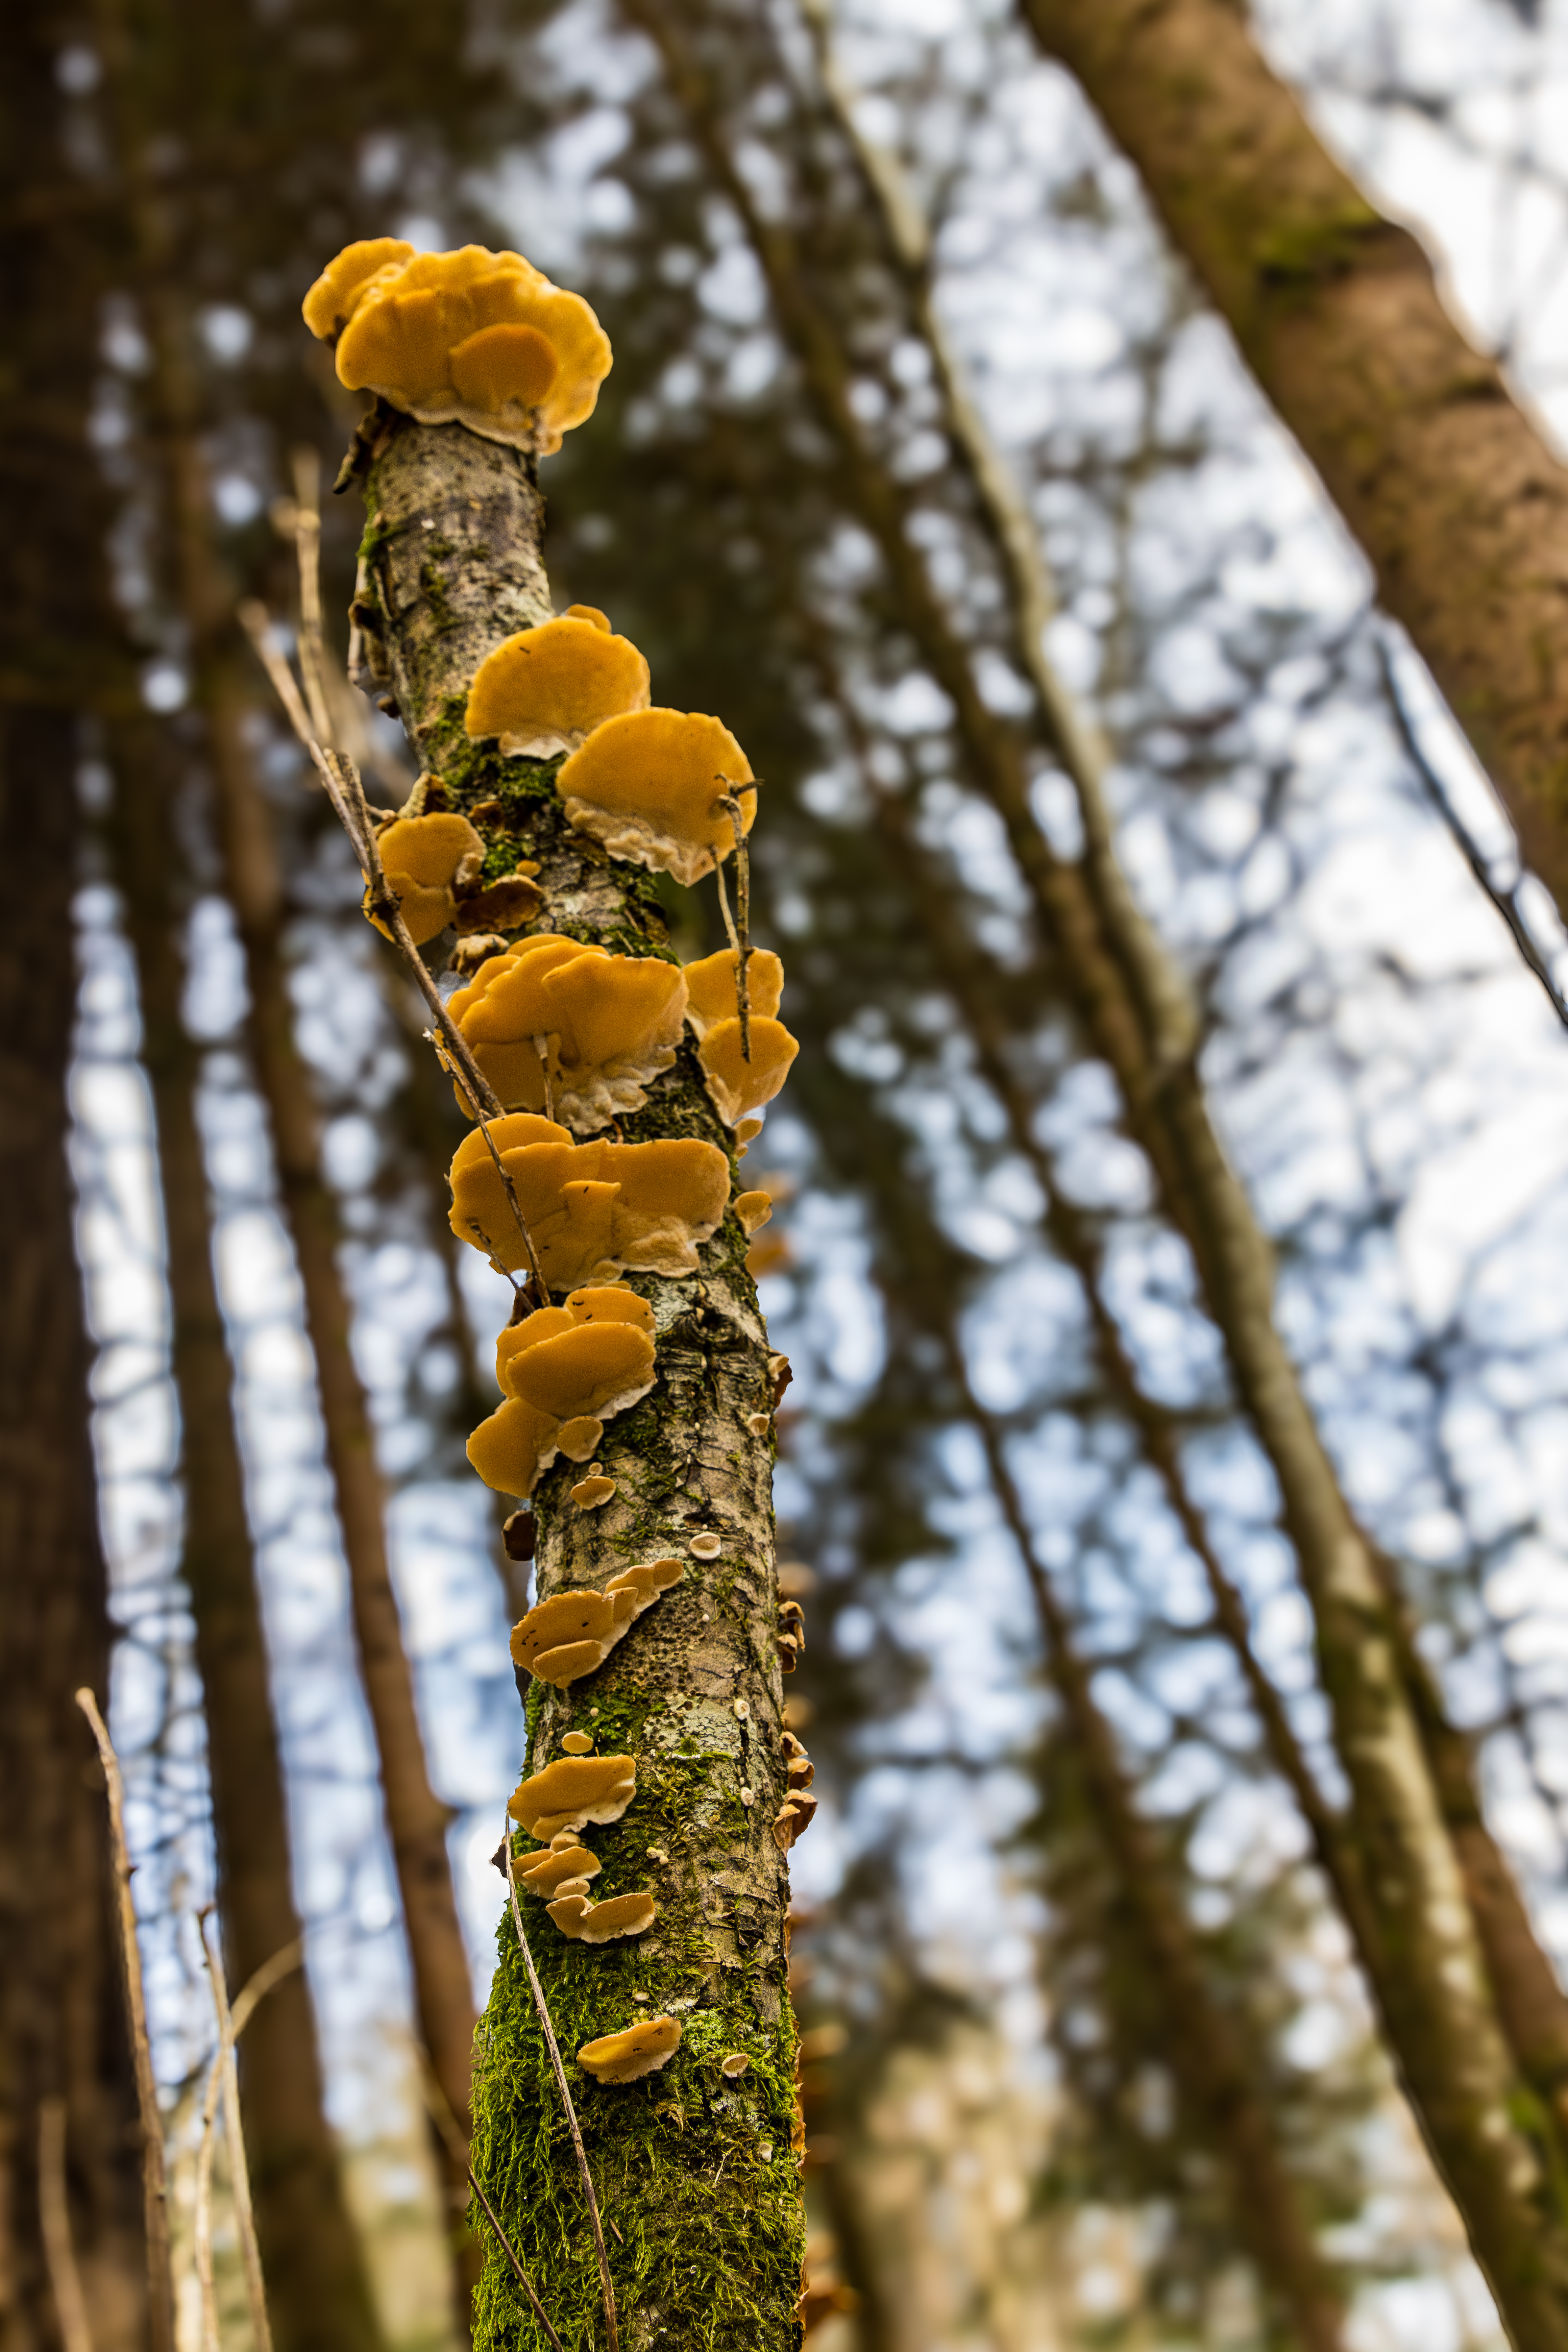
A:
236;598;550;1300
75;1688;176;2352
504;1828;620;2352
39;2099;96;2352
199;1908;275;2352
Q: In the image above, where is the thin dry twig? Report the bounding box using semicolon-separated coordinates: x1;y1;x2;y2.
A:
715;784;753;1063
425;1029;549;1300
289;450;334;744
198;1910;274;2352
237;599;550;1299
194;2052;223;2352
75;1689;175;2352
504;1825;619;2352
1375;632;1568;1031
194;1934;302;2352
39;2099;95;2352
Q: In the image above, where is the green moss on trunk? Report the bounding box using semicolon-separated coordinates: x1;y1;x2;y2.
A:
359;414;807;2350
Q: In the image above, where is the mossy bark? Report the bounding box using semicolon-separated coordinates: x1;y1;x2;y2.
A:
358;415;807;2350
1018;0;1568;927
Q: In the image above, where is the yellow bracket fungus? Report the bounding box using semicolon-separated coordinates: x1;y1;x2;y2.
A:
448;1113;730;1289
570;1473;617;1510
681;948;799;1127
465;613;651;758
302;237;416;340
682;948;785;1039
305;242;612;454
577;2016;682;2084
546;1888;656;1943
449;934;687;1133
556;709;758;886
366;810;485;946
468;1286;657;1500
733;1190;773;1238
509;1753;636;1840
515;1836;601;1898
510;1559;684;1686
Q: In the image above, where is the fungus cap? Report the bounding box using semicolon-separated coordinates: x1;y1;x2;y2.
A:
720;2053;751;2079
515;1841;601;1897
301;238;416;339
509;1753;636;1840
449;1116;729;1288
453;939;688;1135
465;615;651;758
577;2015;682;2084
510;1559;681;1687
681;949;785;1042
329;243;611;451
697;1017;800;1128
555;1415;604;1463
557;709;757;886
466;1397;559;1501
734;1190;773;1237
772;1791;818;1852
560;1732;595;1756
497;1306;655;1422
571;1473;617;1510
367;811;485;947
546;1889;656;1943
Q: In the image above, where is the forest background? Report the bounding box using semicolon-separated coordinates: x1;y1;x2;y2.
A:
10;0;1568;2348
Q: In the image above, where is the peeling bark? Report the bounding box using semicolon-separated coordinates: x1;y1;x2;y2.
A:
357;415;806;2349
1018;0;1568;924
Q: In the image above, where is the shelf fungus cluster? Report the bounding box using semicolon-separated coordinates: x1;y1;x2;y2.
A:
303;239;611;452
319;237;820;2144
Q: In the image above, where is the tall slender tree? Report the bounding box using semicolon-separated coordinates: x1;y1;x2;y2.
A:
611;18;1568;2339
1017;0;1568;923
0;13;148;2344
104;708;385;2352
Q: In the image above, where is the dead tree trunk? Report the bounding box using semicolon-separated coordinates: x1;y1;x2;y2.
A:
352;412;807;2350
1018;0;1568;925
106;713;385;2352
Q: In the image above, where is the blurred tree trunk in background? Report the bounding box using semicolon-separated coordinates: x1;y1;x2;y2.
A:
1018;0;1568;922
624;11;1568;2340
91;0;486;2318
0;15;149;2347
105;711;386;2352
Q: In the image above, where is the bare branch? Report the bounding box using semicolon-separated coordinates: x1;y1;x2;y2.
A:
1375;633;1568;1032
238;597;551;1297
75;1689;175;2352
198;1909;274;2352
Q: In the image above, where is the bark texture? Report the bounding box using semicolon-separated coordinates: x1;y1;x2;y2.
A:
630;11;1568;2342
1019;0;1568;922
106;717;385;2352
0;17;149;2345
356;415;807;2350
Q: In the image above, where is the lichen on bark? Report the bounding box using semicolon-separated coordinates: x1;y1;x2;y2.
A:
357;412;807;2350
